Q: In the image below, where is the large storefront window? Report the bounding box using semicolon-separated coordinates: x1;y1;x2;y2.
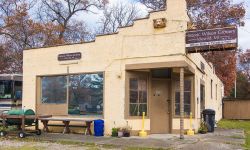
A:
0;81;12;99
129;78;147;116
175;80;191;116
41;73;104;116
68;73;103;115
41;76;67;104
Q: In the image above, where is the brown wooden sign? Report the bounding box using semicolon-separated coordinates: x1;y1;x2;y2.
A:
58;52;82;61
186;26;238;53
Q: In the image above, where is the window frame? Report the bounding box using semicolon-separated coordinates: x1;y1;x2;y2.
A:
200;81;205;114
39;72;105;117
125;72;149;119
68;73;104;116
211;79;213;99
216;84;217;100
129;77;148;117
173;77;194;118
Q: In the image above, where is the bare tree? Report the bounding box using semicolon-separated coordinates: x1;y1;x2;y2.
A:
0;0;43;73
238;49;250;81
39;0;108;43
97;1;141;34
0;0;39;49
136;0;166;10
0;0;108;73
186;0;245;29
187;0;245;96
0;46;10;73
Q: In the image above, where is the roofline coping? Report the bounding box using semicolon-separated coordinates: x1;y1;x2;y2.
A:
24;9;167;51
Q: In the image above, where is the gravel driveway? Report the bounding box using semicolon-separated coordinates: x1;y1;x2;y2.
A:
0;139;118;150
0;128;245;150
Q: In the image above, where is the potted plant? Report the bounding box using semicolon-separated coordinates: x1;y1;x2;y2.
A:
198;121;208;134
111;127;118;137
118;128;123;138
122;126;132;137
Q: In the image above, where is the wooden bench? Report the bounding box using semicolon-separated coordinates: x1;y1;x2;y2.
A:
39;117;93;135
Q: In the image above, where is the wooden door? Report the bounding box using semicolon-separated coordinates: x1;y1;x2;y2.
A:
150;79;170;134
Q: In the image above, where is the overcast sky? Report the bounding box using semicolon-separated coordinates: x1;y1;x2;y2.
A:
233;0;250;50
80;0;250;50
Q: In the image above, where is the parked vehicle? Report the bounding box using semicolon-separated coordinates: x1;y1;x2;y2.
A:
0;74;22;112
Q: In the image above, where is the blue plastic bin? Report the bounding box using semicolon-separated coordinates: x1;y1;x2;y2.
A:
94;120;104;136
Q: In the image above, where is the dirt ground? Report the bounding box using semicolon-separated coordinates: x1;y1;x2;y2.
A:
0;128;245;150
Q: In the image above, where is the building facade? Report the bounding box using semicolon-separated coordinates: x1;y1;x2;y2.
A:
23;0;223;135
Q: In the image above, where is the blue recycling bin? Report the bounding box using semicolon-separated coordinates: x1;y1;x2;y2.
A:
94;120;104;136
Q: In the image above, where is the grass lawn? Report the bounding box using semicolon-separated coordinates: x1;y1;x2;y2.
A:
218;119;250;149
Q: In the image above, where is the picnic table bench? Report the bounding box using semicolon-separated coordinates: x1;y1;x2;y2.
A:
39;117;94;135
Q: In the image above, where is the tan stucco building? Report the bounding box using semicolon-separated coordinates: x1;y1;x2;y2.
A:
23;0;223;135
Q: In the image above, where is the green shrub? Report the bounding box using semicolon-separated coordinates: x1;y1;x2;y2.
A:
198;121;208;134
111;128;119;137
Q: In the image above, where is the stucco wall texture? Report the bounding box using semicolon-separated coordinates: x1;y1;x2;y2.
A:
23;0;223;134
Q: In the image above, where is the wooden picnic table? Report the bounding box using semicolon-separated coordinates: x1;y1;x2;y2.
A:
39;117;94;135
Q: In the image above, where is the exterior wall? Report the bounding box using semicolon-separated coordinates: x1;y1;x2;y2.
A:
187;53;224;125
169;54;223;132
22;0;223;134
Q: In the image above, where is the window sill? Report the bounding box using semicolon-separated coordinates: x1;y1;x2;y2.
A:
173;115;195;119
125;116;149;120
53;115;104;120
68;115;103;118
41;103;66;105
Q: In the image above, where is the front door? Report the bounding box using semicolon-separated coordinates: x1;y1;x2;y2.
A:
150;79;170;134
